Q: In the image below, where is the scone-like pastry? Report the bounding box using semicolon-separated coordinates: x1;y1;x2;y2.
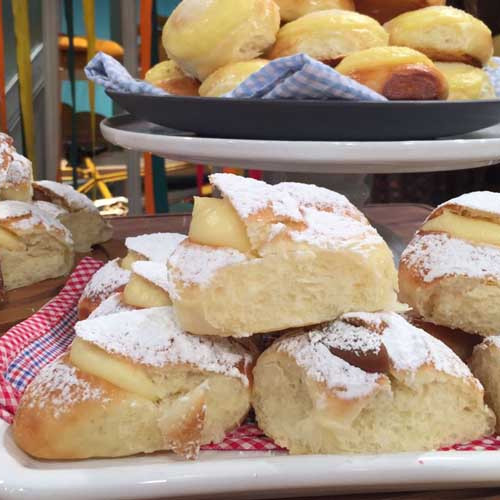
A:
336;46;448;100
252;311;495;454
275;0;354;22
0;149;33;202
399;191;500;337
145;60;200;96
88;292;136;319
33;180;113;253
435;62;496;100
199;60;269;97
77;259;131;320
355;0;445;24
163;0;280;81
385;6;493;68
267;10;388;66
13;307;254;460
168;174;399;337
0;201;74;290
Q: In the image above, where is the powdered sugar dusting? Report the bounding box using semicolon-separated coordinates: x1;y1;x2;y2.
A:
81;259;131;300
35;180;97;212
0;200;31;220
75;307;252;385
401;233;500;283
125;232;186;262
0;152;32;187
440;191;500;216
33;200;68;219
132;261;170;291
320;320;384;355
89;292;135;318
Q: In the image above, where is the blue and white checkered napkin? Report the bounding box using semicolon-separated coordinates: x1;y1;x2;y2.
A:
85;51;387;101
485;57;500;96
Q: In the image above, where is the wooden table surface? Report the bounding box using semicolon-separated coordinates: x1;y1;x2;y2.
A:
4;204;500;500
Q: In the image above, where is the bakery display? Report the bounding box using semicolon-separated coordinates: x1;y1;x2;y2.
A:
435;62;496;100
355;0;445;24
252;311;494;454
168;174;399;337
13;307;254;460
199;60;269;97
399;191;500;337
145;60;200;96
162;0;280;81
275;0;354;22
336;46;449;100
33;180;113;253
385;6;493;68
0;201;74;290
267;10;388;66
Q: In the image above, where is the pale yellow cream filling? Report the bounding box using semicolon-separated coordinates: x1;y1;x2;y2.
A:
123;273;171;308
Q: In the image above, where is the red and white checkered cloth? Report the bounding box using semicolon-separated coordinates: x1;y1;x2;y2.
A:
0;257;498;453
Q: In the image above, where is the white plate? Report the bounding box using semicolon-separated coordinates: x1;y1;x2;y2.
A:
3;421;500;500
101;116;500;174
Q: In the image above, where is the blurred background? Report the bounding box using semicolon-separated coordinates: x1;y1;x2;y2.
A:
0;0;499;216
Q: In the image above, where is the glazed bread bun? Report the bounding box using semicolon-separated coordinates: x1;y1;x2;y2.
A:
199;59;269;97
33;180;113;253
252;311;494;454
0;201;74;290
399;192;500;337
268;10;388;66
163;0;280;81
435;62;496;100
145;60;200;96
0;133;33;202
385;6;494;68
168;174;399;337
336;46;448;100
275;0;354;22
13;307;254;460
355;0;445;24
471;337;500;432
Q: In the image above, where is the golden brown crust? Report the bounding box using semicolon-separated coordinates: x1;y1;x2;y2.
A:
355;0;445;24
156;77;200;96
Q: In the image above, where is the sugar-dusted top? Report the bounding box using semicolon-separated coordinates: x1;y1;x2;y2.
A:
33;200;68;219
439;191;500;217
35;180;96;212
132;261;170;292
0;152;32;186
125;232;186;262
88;292;135;319
75;306;252;384
401;232;500;283
81;258;131;300
0;199;31;220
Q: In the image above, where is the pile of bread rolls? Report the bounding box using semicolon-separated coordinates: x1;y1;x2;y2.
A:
13;173;500;460
0;133;113;294
144;0;496;101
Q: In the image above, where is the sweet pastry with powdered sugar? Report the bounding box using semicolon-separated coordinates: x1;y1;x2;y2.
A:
0;200;74;290
400;191;500;336
33;180;113;253
252;311;494;454
88;292;136;319
168;173;399;337
13;306;255;460
0;134;33;202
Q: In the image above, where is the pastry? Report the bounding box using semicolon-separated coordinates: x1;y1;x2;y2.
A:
252;311;494;454
33;180;113;253
274;0;354;22
199;59;269;97
168;174;399;337
434;62;496;100
0;149;33;202
267;10;388;66
355;0;445;24
399;191;500;337
336;46;449;100
162;0;280;81
0;201;74;290
385;6;493;68
145;60;200;96
13;307;254;460
88;292;136;319
77;259;131;320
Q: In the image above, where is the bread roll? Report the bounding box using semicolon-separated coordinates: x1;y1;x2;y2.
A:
0;201;74;290
275;0;354;22
253;311;494;454
0;144;33;202
33;180;113;253
399;191;500;337
162;0;280;81
435;62;496;100
145;60;200;96
336;46;448;100
13;307;254;460
199;60;269;97
385;6;493;68
355;0;445;24
168;174;399;337
267;10;388;66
